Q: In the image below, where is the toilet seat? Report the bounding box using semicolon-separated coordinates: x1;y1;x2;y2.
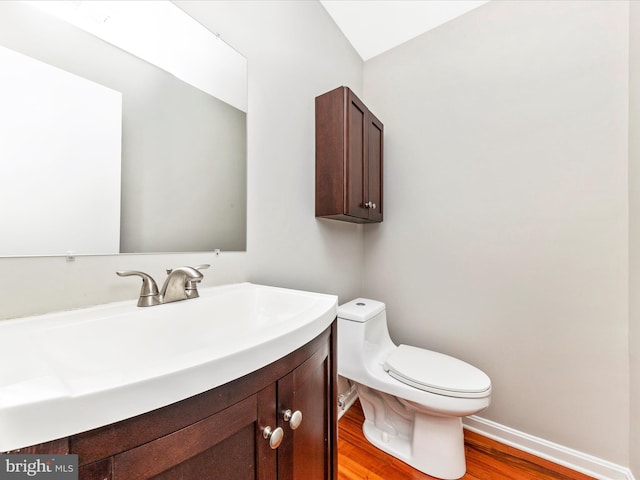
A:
384;345;491;399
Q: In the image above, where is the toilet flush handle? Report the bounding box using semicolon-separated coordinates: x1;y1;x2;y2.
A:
283;409;303;430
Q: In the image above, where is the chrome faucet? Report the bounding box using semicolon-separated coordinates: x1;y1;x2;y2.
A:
160;266;204;303
117;264;210;307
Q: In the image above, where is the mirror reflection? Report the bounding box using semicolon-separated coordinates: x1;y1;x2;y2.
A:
0;1;247;256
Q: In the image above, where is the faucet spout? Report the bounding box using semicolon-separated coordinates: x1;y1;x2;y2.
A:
160;266;204;304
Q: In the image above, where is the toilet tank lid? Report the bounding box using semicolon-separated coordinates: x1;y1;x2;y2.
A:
338;298;385;322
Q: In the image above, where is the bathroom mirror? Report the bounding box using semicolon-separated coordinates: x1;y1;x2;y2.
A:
0;1;247;256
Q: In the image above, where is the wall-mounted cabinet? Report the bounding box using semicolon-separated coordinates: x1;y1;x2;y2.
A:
315;86;384;223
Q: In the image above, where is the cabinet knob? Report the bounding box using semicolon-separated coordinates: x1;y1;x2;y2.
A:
283;409;303;430
263;426;284;449
364;201;377;210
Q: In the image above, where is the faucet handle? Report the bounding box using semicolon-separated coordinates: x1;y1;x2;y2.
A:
116;270;161;307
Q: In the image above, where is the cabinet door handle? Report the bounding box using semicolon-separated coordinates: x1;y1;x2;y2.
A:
283;409;303;430
364;201;377;210
263;426;284;449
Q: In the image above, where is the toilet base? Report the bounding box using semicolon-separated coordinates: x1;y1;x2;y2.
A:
357;385;467;480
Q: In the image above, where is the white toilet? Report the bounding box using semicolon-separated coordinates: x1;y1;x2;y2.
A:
338;298;491;480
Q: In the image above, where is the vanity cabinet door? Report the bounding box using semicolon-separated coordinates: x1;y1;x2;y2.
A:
110;388;277;480
316;86;384;223
277;330;333;479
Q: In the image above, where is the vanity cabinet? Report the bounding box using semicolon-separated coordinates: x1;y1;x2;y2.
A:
6;323;337;480
316;86;384;223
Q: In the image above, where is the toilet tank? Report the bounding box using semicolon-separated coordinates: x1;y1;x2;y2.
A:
337;298;396;381
338;298;385;322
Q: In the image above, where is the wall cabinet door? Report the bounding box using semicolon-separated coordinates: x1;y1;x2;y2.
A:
316;86;384;223
364;106;383;223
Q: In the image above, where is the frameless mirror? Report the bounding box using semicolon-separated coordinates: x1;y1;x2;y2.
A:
0;1;247;256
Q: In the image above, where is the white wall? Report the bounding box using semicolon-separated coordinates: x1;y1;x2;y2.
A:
629;1;640;475
177;0;365;301
363;0;630;466
0;0;364;320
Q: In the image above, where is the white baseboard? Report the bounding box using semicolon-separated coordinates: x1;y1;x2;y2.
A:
463;415;636;480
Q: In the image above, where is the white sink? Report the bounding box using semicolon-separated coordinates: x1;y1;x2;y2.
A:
0;282;337;451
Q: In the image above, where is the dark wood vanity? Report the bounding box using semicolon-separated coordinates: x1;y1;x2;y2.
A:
316;86;384;223
6;323;337;480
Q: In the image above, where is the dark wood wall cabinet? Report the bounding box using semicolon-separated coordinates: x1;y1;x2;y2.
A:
4;323;338;480
316;86;384;223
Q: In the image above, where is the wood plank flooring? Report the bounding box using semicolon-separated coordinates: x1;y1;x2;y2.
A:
338;401;595;480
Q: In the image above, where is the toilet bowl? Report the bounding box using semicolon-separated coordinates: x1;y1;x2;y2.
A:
338;298;491;480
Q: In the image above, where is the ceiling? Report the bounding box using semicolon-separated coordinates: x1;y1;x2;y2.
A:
320;0;489;61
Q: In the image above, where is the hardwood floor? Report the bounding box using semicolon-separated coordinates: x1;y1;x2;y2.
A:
338;401;595;480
